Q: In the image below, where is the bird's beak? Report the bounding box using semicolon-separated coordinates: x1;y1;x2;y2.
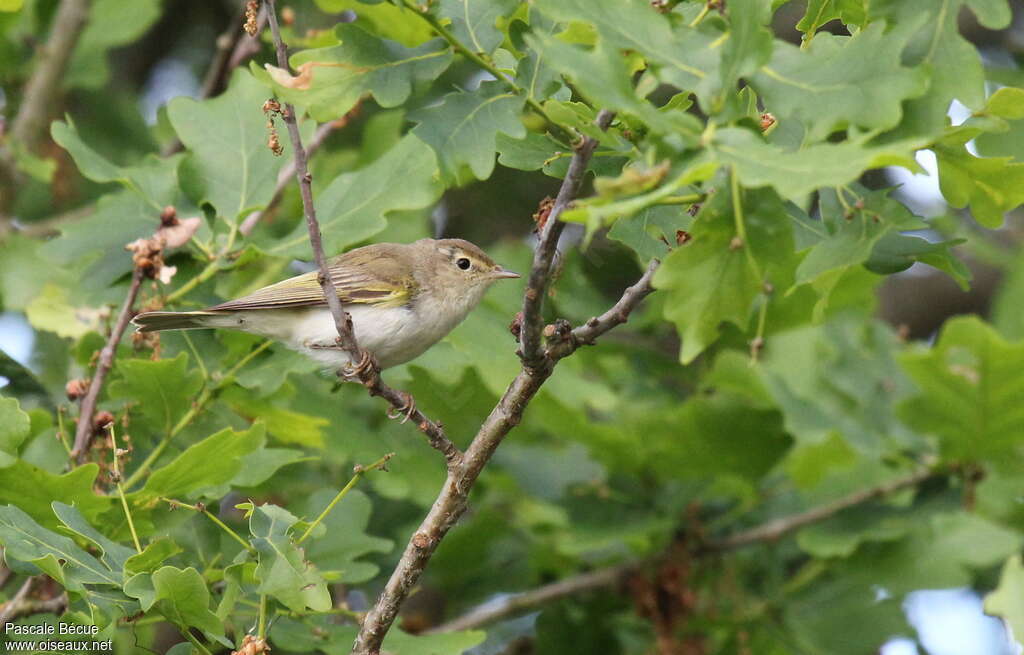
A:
491;267;521;279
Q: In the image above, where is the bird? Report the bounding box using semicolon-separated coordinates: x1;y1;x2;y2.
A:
132;238;520;370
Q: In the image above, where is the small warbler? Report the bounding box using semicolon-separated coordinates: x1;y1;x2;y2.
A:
132;238;519;369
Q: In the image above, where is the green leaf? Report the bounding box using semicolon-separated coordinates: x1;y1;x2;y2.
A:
250;504;331;612
0;505;119;589
710;127;918;198
39;191;162;289
108;353;204;434
262;23;453;122
167;69;284;222
260;134;443;259
224;386;327;448
0;395;30;458
133;424;266;503
51;119;187;212
796;0;866;35
716;0;773;111
874;0;1010;139
312;0;436;46
985;555;1024;646
865;233;970;290
302;489;392;584
411;80;525;183
533;0;719;111
607;205;692;262
653;184;796;363
934;134;1024;228
231;448;310;488
0;461;111;528
648;394;791;482
793;187;926;290
438;0;518;55
751;24;927;142
526;30;701;140
899;316;1024;467
52;502;135;578
24;283;102;339
125;538;182;576
144;566;225;640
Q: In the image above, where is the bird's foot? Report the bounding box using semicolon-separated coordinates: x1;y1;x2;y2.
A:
387;391;416;424
338;349;377;382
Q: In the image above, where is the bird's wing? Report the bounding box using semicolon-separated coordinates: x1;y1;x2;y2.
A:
206;244;416;312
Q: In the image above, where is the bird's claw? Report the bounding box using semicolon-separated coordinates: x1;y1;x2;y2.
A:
387;391;416;424
340;350;376;380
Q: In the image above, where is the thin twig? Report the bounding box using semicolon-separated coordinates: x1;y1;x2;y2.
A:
297;452;394;544
263;0;461;465
163;499;256;554
707;465;938;551
429;465;941;632
426;563;636;634
70;268;144;462
108;424;142;553
548;259;659;359
239;121;337;236
353;119;636;653
519;109;616;368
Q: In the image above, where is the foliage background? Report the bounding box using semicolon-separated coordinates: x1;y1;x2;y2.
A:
1;0;1024;653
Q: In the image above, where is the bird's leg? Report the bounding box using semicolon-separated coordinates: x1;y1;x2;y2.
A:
386;391;416;424
305;339;343;350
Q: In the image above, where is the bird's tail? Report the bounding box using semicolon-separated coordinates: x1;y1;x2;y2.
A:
132;311;224;333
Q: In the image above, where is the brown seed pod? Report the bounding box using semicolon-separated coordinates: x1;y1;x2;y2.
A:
65;379;89;401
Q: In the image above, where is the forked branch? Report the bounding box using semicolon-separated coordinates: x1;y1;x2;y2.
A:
262;0;459;464
353;110;625;655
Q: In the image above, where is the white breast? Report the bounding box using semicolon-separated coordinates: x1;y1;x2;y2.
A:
233;301;467;370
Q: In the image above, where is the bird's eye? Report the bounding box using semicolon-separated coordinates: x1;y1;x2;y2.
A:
456;257;471;270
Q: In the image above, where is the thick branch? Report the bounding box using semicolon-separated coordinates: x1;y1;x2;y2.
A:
263;0;459;463
70;268;144;462
1;0;90;217
11;0;90;151
430;465;941;632
353;201;649;655
519;109;615;367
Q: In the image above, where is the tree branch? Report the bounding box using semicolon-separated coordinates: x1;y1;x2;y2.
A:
70;267;144;462
262;0;460;464
706;465;938;551
428;465;941;633
0;0;91;218
354;112;630;655
519;109;616;368
426;563;637;634
0;578;67;625
10;0;90;151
